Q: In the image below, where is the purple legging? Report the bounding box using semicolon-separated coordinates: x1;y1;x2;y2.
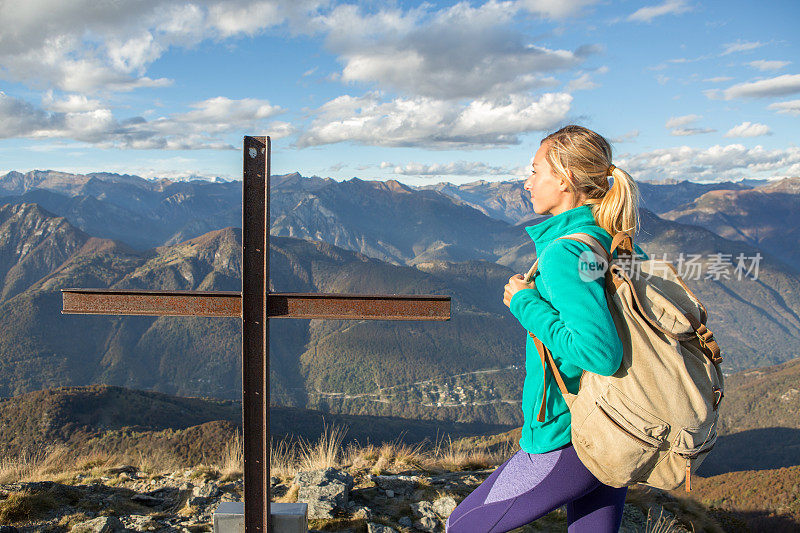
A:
445;444;627;533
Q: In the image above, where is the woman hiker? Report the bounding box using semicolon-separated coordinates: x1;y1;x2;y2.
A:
445;125;649;533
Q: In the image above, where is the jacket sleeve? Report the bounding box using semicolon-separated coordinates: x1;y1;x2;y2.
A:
509;239;623;376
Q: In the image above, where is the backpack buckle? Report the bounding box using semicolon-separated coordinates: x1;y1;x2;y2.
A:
695;324;714;344
695;325;715;351
695;325;723;364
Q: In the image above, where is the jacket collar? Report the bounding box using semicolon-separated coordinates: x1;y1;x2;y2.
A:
524;204;597;246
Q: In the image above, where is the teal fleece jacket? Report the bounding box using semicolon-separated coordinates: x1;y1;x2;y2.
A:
509;204;649;454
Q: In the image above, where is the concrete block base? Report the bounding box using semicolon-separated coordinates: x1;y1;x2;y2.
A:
214;502;308;533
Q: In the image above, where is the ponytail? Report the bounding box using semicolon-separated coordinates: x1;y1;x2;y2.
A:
585;166;640;239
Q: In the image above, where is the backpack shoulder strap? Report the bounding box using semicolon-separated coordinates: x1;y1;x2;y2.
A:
557;232;611;263
523;232;611;283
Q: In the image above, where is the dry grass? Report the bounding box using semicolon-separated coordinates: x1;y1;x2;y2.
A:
57;512;93;529
0;441;186;484
343;441;376;471
428;435;500;472
134;446;182;475
219;428;243;481
645;508;681;533
274;483;299;503
393;440;427;469
0;490;59;522
0;444;112;484
627;485;724;533
297;421;347;472
0;423;510;486
271;435;297;481
189;465;221;483
0;447;42;484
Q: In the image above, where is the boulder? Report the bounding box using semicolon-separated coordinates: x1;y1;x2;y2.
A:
432;496;457;518
293;467;354;519
70;516;125;533
193;482;220;499
370;474;420;497
411;501;441;532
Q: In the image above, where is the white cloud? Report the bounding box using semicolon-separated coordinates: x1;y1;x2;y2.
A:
1;40;174;93
297;91;573;148
610;130;640;143
516;0;600;19
0;0;325;93
619;144;800;181
566;73;600;91
768;99;800;116
391;161;517;177
169;97;283;132
0;92;288;149
318;1;594;99
207;1;284;37
725;122;771;138
665;114;701;129
627;0;691;23
718;74;800;99
748;60;791;71
702;76;734;83
0;92;63;139
664;115;715;136
721;40;766;56
667;56;706;64
670;128;716;136
0;0;600;133
103;157;236;181
41;91;103;113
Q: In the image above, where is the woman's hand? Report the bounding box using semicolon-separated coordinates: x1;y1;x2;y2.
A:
503;274;535;308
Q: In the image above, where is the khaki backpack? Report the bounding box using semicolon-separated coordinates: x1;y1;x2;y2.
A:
523;231;724;492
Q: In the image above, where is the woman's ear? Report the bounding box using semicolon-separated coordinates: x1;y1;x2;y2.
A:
558;170;573;192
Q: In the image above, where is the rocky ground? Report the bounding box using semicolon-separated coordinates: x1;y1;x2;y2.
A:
0;463;709;532
0;465;237;532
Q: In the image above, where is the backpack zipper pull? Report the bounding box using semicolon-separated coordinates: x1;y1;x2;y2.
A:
685;458;692;492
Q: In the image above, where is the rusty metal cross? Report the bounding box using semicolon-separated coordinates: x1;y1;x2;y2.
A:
61;136;451;532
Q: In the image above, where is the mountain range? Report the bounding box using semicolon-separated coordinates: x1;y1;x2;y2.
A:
0;170;799;421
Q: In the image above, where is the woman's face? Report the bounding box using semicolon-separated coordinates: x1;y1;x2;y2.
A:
524;141;571;216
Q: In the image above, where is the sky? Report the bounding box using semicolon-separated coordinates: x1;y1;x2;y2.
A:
0;0;798;185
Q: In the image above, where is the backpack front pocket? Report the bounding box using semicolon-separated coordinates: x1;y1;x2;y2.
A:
571;393;669;486
647;425;717;491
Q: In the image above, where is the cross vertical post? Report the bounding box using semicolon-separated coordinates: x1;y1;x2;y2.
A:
242;136;270;532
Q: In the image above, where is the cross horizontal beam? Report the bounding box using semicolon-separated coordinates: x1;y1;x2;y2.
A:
61;289;450;320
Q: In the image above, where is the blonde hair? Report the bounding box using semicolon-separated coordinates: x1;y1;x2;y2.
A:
541;125;640;241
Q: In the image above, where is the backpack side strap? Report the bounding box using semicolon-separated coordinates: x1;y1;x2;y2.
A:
531;334;572;422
